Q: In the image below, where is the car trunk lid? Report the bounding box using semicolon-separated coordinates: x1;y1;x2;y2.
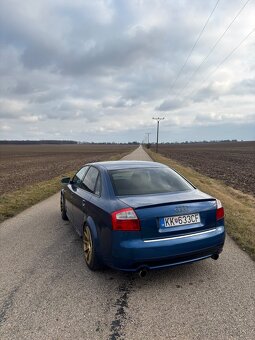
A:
118;190;217;239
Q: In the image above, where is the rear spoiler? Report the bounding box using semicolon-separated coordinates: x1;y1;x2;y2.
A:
134;198;216;210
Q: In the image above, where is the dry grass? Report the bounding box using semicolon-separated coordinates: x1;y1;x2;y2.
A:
0;171;74;222
148;149;255;260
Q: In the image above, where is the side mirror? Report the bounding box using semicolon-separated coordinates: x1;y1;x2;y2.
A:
61;177;71;184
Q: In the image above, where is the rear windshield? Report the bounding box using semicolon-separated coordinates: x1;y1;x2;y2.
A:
109;167;193;196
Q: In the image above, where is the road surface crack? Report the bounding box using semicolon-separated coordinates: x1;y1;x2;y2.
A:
0;286;19;327
109;276;135;340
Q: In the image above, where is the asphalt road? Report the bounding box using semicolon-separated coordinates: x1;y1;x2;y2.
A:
0;146;254;340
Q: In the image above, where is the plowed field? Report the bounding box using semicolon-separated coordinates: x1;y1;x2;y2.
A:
156;141;255;196
0;144;135;196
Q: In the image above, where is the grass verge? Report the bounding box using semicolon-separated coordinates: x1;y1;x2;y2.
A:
147;149;255;260
0;150;131;223
0;171;74;223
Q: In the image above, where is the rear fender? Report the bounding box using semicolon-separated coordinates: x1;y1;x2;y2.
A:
84;216;105;264
84;216;100;247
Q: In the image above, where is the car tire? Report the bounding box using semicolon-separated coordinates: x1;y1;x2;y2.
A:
60;194;68;221
83;225;102;271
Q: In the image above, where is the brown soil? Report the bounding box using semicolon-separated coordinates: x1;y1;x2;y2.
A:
0;144;135;196
155;141;255;196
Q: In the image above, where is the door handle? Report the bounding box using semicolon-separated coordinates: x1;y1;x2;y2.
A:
82;200;86;207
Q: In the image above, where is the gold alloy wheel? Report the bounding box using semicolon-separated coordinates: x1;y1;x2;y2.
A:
83;226;93;265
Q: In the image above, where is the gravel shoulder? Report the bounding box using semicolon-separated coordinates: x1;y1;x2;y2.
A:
0;145;254;340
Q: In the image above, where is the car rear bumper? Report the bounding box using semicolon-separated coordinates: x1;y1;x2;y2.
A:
108;225;225;272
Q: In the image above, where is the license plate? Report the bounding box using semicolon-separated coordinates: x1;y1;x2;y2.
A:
162;213;200;227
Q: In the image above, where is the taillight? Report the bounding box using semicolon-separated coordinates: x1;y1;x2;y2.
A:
216;199;224;221
111;208;140;231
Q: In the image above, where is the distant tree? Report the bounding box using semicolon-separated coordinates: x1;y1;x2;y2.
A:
0;140;78;145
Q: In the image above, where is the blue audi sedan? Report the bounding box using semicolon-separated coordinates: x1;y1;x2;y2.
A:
60;161;225;275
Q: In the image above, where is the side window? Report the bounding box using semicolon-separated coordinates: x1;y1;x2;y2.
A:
94;175;101;196
83;167;99;193
72;166;88;187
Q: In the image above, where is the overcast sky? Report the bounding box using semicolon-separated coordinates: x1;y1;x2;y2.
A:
0;0;254;142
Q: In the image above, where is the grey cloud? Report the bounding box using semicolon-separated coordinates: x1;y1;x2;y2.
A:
0;0;195;77
60;26;169;76
41;101;104;122
12;80;42;95
102;97;138;108
193;77;255;102
157;98;186;111
0;111;21;119
230;78;255;95
30;91;60;104
0;110;42;122
194;112;255;126
193;85;220;102
194;113;222;125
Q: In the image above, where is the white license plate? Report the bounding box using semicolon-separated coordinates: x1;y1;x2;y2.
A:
163;213;200;227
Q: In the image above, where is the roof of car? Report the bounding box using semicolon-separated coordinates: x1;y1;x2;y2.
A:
87;160;167;170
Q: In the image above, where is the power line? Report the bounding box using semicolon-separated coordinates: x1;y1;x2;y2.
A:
176;0;252;97
145;132;151;144
169;0;221;92
188;27;255;99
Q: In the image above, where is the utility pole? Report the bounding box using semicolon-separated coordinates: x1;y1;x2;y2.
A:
145;132;151;144
152;117;165;153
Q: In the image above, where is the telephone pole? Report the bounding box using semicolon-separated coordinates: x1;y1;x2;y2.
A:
145;132;151;144
152;117;165;153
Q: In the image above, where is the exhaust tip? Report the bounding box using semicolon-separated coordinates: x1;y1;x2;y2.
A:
138;269;148;278
211;254;219;260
